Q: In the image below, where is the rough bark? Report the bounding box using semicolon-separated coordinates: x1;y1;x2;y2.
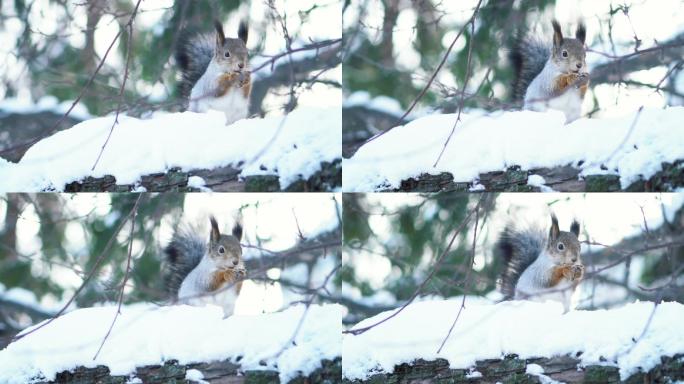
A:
386;161;684;192
44;357;341;384
62;159;341;192
344;354;684;384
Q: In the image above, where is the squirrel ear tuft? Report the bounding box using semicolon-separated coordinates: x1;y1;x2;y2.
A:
575;21;586;44
570;219;580;237
238;21;248;45
214;20;226;47
232;222;243;241
551;19;563;48
549;213;560;239
210;216;221;242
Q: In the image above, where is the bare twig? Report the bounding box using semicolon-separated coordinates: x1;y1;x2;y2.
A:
92;194;141;359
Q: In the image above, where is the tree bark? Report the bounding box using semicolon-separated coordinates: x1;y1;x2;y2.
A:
343;355;684;383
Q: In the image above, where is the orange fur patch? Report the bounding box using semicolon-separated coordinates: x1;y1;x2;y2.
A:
553;73;577;94
579;80;589;98
242;81;252;99
216;73;239;97
549;265;574;287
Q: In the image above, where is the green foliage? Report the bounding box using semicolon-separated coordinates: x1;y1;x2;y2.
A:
343;193;499;305
0;193;185;307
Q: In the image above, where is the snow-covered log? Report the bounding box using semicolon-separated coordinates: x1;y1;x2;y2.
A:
0;304;343;384
342;300;684;383
0;107;341;192
343;108;684;192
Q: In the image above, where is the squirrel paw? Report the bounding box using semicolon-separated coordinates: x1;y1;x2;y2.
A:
237;71;251;88
571;264;584;280
574;73;590;88
234;265;247;278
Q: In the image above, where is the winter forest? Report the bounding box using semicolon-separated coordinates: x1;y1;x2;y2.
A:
1;0;683;383
343;0;684;192
0;1;342;192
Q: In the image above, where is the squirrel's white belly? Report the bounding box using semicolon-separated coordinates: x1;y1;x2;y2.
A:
548;89;582;123
188;72;249;126
514;260;580;312
178;283;239;317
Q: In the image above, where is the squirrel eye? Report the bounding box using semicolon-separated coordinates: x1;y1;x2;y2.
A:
557;243;565;251
224;51;230;58
562;50;568;58
218;246;225;254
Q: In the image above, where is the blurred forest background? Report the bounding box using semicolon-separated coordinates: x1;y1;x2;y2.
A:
341;193;684;324
0;193;342;347
0;0;342;162
342;0;684;155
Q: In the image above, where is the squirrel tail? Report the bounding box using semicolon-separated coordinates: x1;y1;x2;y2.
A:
509;36;550;103
175;30;214;108
164;225;207;297
496;225;545;299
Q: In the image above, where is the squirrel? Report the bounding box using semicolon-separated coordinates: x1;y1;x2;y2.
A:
510;20;589;123
164;215;246;317
496;214;584;312
176;20;251;125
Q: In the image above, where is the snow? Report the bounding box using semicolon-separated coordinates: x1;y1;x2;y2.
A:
344;91;405;117
342;299;684;381
0;303;343;384
185;369;208;383
0;107;340;192
0;96;91;120
187;176;210;192
343;107;684;191
526;363;560;384
527;174;555;192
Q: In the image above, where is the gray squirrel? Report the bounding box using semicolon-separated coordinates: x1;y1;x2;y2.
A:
164;216;246;317
497;214;584;312
510;20;589;123
176;20;251;125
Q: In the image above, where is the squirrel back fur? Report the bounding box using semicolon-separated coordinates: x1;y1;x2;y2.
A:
497;225;546;300
509;37;550;103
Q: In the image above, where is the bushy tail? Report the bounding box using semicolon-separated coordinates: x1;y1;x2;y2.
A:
509;37;550;103
175;32;214;108
164;226;207;297
496;225;545;299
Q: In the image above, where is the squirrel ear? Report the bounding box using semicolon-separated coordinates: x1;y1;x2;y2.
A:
214;20;226;48
232;222;243;241
570;219;580;237
575;22;586;44
549;214;560;239
551;20;563;48
238;21;248;45
210;216;221;242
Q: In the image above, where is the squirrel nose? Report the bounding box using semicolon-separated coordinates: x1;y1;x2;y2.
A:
576;63;583;69
238;63;244;69
232;259;239;266
571;257;578;263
